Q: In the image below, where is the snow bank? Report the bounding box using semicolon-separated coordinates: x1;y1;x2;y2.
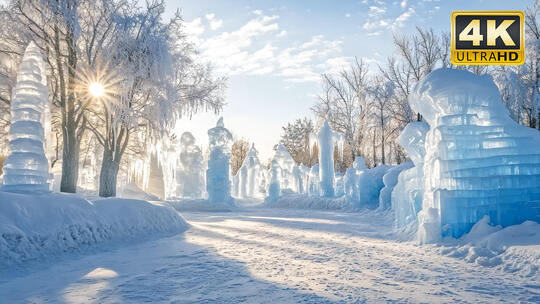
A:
440;216;540;277
168;199;235;212
0;191;188;268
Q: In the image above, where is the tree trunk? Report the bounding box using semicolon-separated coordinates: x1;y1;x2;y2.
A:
99;147;121;197
60;126;80;193
58;18;81;193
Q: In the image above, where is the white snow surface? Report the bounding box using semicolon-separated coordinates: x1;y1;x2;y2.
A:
1;206;537;303
439;215;540;276
0;191;188;269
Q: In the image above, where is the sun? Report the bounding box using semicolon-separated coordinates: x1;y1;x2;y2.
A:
89;82;105;97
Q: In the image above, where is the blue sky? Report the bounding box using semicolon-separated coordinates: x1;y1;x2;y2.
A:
165;0;533;161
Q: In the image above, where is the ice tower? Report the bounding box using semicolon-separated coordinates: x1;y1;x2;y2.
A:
312;120;344;197
409;68;540;242
206;117;233;204
2;42;51;192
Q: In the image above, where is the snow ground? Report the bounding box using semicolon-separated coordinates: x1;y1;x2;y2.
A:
1;206;538;303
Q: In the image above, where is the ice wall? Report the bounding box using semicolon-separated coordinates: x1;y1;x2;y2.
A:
409;68;540;242
311;120;344;197
2;42;50;192
177;132;204;198
206;117;233;204
392;122;429;228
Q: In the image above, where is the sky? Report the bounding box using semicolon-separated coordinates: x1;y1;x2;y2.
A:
164;0;534;161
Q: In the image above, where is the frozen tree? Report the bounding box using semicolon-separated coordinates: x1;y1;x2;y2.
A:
279;118;317;166
525;3;540;129
0;0;225;197
82;2;225;197
366;76;397;165
2;42;50;191
313;58;368;162
206;117;233;204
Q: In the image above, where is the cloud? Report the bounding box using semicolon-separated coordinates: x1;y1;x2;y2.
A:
369;5;386;17
252;10;263;15
362;19;390;31
400;0;407;9
185;14;348;83
184;17;205;37
210;19;223;30
345;13;351;18
394;7;415;28
205;13;215;20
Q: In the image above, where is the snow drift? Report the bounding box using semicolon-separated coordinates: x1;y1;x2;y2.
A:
0;191;188;268
440;216;540;277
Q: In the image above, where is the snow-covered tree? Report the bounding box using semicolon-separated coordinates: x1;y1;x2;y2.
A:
279;117;317;166
83;2;225;197
312;58;368;162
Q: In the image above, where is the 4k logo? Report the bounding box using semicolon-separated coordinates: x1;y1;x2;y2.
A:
451;11;524;65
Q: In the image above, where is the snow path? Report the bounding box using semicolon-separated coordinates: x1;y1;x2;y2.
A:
0;208;537;303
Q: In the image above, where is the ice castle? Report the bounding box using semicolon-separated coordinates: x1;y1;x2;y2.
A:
2;42;51;192
408;68;540;242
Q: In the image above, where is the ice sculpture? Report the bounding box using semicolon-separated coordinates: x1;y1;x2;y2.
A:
273;145;299;191
177;132;204;198
355;165;390;209
266;159;281;203
409;68;540;242
344;156;366;202
307;164;319;196
2;42;51;192
236;144;261;198
246;144;261;197
232;173;239;197
238;164;248;198
334;173;345;197
379;162;413;210
206;117;233;204
311;120;344;197
298;164;310;194
392;122;429;227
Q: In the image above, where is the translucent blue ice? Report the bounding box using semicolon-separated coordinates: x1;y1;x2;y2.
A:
407;68;540;243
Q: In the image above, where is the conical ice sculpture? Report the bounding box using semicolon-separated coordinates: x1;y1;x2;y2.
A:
2;42;51;192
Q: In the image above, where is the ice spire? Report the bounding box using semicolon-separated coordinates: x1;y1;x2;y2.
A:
2;42;51;192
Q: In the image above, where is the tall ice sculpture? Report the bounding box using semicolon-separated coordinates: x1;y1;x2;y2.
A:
2;42;51;192
206;117;233;204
